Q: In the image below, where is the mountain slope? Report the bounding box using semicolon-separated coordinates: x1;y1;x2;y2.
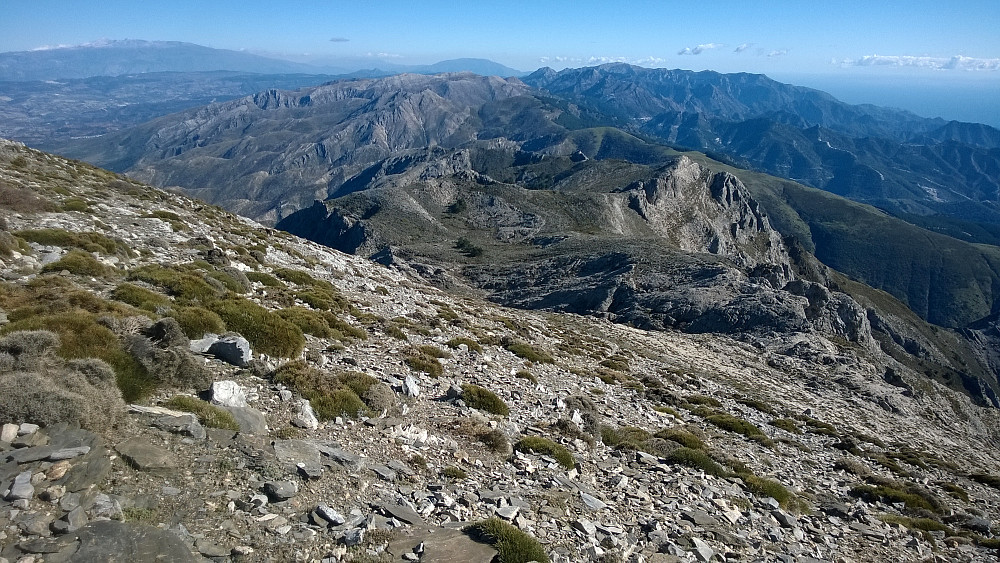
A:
4;139;1000;561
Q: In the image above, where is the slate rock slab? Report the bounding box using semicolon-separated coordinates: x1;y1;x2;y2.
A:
273;439;321;465
225;406;267;435
208;335;252;367
63;520;197;562
116;438;177;474
387;526;496;563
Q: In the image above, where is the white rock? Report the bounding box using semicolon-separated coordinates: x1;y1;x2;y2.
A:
210;380;248;408
0;423;17;443
292;400;320;430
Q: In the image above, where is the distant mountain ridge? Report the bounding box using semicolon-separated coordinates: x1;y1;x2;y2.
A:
0;40;523;81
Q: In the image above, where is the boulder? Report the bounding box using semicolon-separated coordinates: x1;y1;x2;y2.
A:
208;335;253;367
209;380;248;408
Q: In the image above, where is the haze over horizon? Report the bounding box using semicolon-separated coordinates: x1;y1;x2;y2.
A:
2;0;998;125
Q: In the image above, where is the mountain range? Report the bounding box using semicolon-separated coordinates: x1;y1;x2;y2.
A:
5;45;1000;404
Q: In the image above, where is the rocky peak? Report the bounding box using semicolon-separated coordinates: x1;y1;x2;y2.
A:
625;156;792;280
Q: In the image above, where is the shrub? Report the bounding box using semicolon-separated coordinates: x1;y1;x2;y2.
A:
0;346;125;433
2;312;153;402
312;389;369;419
112;283;170;311
705;414;765;437
61;197;91;212
879;515;950;533
0;183;56;212
771;418;801;434
513;437;575;469
743;474;795;508
515;370;537;384
277;307;334;338
599;356;630;372
324;313;367;341
454;238;484;257
654;428;706;450
209;298;304;358
462;384;510;416
737;398;777;415
271;362;371;420
685;395;722;407
850;483;939;512
504;341;553;363
601;425;652;450
168;306;226;339
938;482;969;502
41;249;112;277
970;473;1000;490
405;349;444;377
164;395;239;430
16;228;129;256
478;429;512;454
245;271;284;287
128;264;221;303
464;518;549;563
442;466;468;480
665;447;729;477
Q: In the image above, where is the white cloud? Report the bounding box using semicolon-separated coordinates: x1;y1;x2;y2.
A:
539;55;668;68
365;52;402;59
734;43;753;53
767;49;788;57
838;54;1000;71
329;37;349;43
678;43;724;55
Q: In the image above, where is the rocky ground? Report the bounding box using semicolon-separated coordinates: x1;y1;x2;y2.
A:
1;138;1000;562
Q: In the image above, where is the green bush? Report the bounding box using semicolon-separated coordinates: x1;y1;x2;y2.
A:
271;361;372;420
61;197;91;212
164;395;239;430
464;518;549;563
41;249;112;277
312;389;369;419
277;307;334;338
112;283;170;311
324;313;367;341
705;414;765;437
601;425;652;450
245;271;284;287
850;483;939;512
654;428;706;450
128;264;222;303
16;228;129;256
504;341;553;363
1;311;153;402
771;418;801;434
168;306;226;339
513;436;575;469
405;349;444;377
208;298;304;358
462;384;510;416
418;344;451;358
515;370;537;384
737;397;777;415
664;447;729;477
743;474;795;508
478;429;512;454
685;394;722;407
442;466;468;480
879;515;950;533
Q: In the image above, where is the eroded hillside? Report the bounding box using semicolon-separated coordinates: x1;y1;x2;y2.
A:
2;140;1000;562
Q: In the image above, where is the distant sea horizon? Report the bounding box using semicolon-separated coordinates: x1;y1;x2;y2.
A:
773;72;1000;129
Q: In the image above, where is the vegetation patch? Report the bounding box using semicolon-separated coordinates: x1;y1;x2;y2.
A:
445;337;482;353
405;347;444;377
664;447;728;477
441;466;468;480
208;298;304;358
515;370;537;384
129;264;222;303
654;428;706;450
112;283;170;312
737;397;777;415
41;249;113;277
705;413;765;438
464;518;550;563
685;394;722;407
771;418;801;434
164;395;240;430
168;306;226;339
271;361;371;420
462;384;510;416
504;340;554;363
601;425;652;450
16;228;130;256
850;481;940;512
513;436;575;469
245;271;284;287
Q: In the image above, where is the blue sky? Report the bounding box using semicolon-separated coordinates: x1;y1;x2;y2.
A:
3;0;999;123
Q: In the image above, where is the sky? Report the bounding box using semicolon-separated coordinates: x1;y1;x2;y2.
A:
3;0;999;124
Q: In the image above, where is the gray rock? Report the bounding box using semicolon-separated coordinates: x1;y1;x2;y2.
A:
371;464;397;482
116;438;177;474
682;509;720;528
316;505;347;526
297;461;324;479
573;518;597;536
291;399;319;429
208;335;252;367
6;470;34;501
195;538;229;558
387;526;498;563
381;503;425;525
319;446;364;470
580;491;607;510
189;334;218;354
690;537;714;562
772;509;798;528
495;505;519;520
224;406;267;434
343;527;365;546
273;439;321;465
152;414;206;440
66;520;198;562
47;446;92;461
263;480;298;501
0;423;17;443
209;380;248;408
